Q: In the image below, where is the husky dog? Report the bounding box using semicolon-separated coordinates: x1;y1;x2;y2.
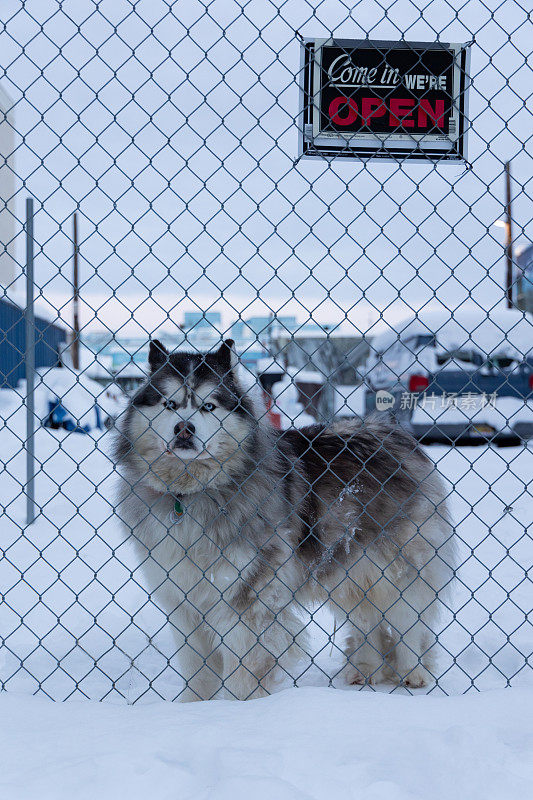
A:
113;339;456;701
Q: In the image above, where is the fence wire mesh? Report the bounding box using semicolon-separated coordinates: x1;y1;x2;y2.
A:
0;0;532;703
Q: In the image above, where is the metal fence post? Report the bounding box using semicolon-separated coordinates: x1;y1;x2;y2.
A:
25;197;35;526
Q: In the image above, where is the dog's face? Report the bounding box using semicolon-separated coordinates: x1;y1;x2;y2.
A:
126;340;255;470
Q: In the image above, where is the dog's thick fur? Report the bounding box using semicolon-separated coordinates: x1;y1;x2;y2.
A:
113;339;456;701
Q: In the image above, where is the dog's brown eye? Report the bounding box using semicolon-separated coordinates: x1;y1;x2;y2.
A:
164;399;178;411
202;402;216;412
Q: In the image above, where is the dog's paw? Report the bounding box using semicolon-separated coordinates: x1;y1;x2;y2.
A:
400;665;431;689
345;662;385;686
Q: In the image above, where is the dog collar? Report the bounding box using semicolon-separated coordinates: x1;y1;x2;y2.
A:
166;494;228;524
169;495;184;524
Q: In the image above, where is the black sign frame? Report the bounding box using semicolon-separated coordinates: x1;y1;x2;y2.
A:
299;38;470;162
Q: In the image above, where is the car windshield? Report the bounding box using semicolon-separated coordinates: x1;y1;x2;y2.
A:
488;355;517;369
436;350;520;370
436;349;484;367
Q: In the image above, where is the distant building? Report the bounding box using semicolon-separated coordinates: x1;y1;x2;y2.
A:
81;314;366;401
82;334;150;388
516;243;533;314
183;311;221;330
181;311;222;350
0;297;66;388
231;315;297;344
272;325;369;383
271;325;370;418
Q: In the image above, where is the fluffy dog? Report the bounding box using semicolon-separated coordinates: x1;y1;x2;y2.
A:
113;339;456;701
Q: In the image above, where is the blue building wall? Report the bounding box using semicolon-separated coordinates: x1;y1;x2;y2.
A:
0;298;66;388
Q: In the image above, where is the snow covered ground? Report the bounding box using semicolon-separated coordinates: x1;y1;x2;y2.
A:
1;384;532;796
1;685;532;800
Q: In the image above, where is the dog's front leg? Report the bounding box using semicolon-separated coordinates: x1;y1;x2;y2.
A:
169;606;223;702
219;613;275;701
217;599;306;700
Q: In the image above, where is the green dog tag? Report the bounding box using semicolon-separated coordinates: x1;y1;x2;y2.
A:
169;497;184;524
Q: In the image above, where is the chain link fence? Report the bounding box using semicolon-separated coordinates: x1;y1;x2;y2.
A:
1;0;531;702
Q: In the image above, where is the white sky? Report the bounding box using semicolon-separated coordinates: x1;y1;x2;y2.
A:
1;0;531;339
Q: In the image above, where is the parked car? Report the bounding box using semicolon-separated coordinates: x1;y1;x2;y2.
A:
362;308;533;445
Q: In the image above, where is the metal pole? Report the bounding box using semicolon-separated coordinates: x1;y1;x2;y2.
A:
25;197;35;526
72;211;80;370
505;161;513;309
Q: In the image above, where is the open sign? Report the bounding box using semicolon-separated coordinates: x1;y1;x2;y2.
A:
299;39;470;161
327;96;446;131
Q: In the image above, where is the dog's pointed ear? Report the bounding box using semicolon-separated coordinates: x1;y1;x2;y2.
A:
148;339;168;371
217;339;238;373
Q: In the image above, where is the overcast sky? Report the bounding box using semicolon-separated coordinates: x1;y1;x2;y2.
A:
1;0;531;340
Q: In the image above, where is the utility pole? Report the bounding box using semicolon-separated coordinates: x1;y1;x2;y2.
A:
504;161;513;309
25;198;35;525
72;211;80;370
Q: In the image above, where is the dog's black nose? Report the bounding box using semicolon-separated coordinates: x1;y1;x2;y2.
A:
174;421;195;439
